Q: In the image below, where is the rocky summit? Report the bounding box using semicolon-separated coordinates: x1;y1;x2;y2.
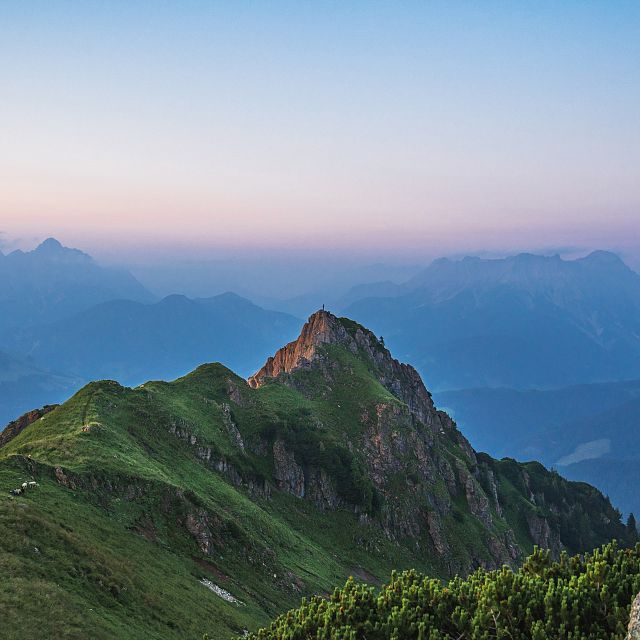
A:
0;310;634;639
249;311;630;566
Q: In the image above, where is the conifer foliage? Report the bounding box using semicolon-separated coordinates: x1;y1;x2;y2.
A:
247;542;640;640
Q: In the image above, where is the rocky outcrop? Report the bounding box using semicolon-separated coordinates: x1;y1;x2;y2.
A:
456;459;492;528
273;439;305;498
0;405;58;449
482;468;503;517
526;513;561;555
244;310;566;569
248;311;346;387
305;467;340;510
184;509;216;555
221;403;245;452
628;592;640;640
46;459;226;558
168;419;271;500
248;310;437;427
271;439;341;509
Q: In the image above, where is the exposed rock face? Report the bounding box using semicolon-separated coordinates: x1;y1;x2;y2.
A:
244;311;527;570
628;592;640;640
273;439;305;498
271;439;341;509
221;403;245;452
248;310;437;427
0;405;58;449
184;509;216;555
242;309;617;571
456;459;492;528
526;513;561;555
168;418;271;500
248;310;339;386
305;467;340;510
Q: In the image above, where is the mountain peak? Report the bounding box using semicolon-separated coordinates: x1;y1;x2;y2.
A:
32;237;92;263
247;310;348;388
35;237;64;253
248;310;436;425
580;250;627;268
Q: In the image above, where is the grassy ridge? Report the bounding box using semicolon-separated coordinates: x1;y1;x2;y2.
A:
0;363;439;639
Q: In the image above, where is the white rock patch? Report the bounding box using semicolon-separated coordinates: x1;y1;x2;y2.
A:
200;578;242;604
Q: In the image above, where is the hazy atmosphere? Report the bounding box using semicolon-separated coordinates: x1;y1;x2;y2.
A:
2;3;640;640
2;1;639;272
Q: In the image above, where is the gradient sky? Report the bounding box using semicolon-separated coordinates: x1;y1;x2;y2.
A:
1;1;639;262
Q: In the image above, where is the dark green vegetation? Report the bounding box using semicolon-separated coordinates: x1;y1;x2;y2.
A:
0;311;636;639
249;542;640;640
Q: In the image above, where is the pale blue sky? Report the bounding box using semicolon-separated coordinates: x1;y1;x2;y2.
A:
1;1;638;261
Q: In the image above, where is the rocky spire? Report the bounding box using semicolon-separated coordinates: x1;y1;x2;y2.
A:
247;310;348;388
248;310;436;426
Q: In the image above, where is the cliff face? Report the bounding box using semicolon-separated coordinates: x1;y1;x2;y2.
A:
248;310;342;386
248;310;436;426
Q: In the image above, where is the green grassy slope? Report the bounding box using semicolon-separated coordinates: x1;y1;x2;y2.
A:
0;314;635;639
0;363;439;639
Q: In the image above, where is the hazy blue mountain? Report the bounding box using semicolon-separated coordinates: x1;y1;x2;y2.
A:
0;238;302;425
435;380;640;460
7;292;301;386
343;252;640;390
435;380;640;516
131;257;420;317
0;238;154;332
0;350;82;427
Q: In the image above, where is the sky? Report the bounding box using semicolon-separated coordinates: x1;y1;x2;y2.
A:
1;1;639;265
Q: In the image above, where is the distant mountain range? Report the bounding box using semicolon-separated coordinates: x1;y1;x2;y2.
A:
7;292;300;385
0;239;301;425
0;238;154;331
0;349;80;429
342;251;640;390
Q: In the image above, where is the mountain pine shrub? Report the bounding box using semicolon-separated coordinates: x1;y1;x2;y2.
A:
247;541;640;639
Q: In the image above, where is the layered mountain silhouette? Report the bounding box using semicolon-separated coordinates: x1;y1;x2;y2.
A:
0;311;633;639
7;292;300;385
0;238;154;331
3;241;640;535
0;239;302;425
342;251;640;390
